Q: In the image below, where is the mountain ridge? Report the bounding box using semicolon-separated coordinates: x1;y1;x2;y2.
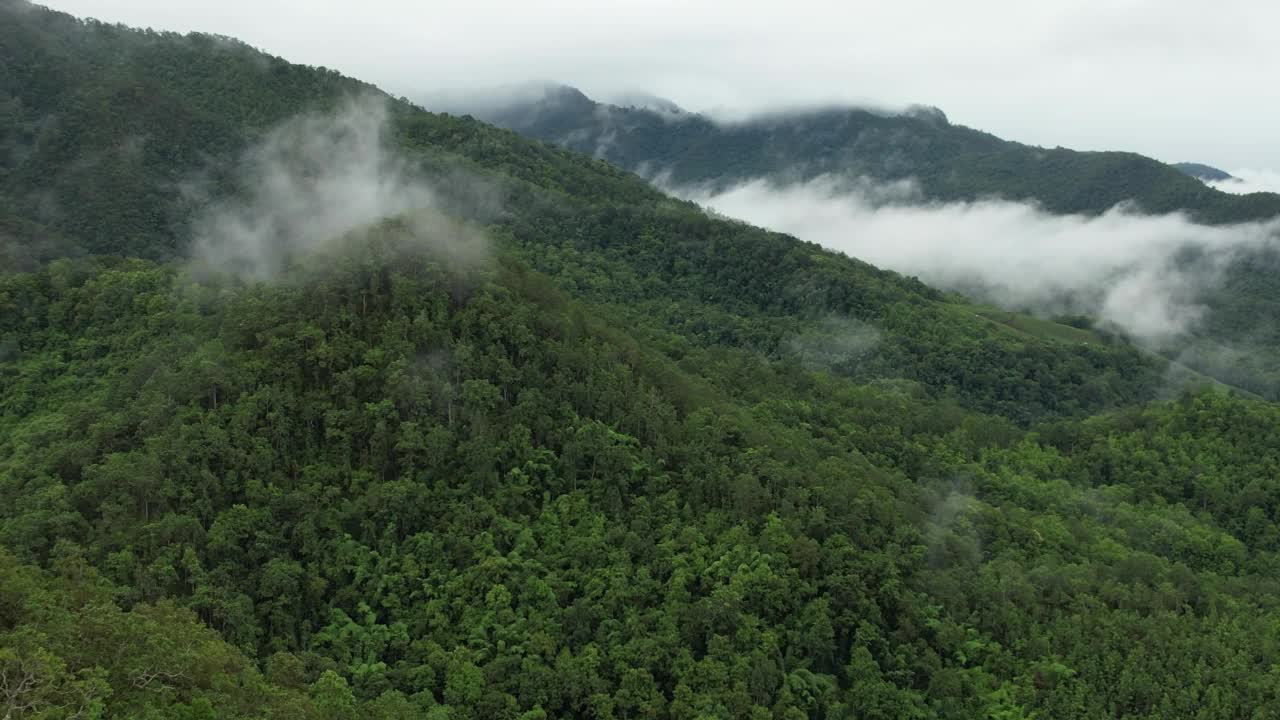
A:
1173;162;1235;182
451;84;1280;222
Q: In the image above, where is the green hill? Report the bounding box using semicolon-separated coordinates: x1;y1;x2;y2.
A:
3;2;1280;718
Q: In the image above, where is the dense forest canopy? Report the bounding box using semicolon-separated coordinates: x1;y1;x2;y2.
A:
3;2;1280;718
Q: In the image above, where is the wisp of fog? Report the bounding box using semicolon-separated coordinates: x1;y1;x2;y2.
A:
188;96;486;280
684;176;1280;345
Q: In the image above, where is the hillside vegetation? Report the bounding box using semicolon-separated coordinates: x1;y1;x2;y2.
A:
3;3;1280;718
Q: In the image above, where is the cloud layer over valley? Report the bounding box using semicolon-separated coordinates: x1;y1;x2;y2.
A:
1209;169;1280;196
685;176;1280;345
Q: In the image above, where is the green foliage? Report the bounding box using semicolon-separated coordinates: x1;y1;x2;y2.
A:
3;234;1280;717
2;3;1280;718
0;546;317;718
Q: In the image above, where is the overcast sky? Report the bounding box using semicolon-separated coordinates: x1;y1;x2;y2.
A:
45;0;1279;171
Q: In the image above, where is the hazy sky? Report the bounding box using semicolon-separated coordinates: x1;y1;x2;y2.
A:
45;0;1279;170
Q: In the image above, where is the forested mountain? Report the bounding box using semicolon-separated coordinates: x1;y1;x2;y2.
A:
457;85;1280;222
4;2;1280;718
0;1;1164;422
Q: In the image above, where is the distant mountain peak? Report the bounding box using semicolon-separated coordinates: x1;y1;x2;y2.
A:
605;91;687;116
905;104;949;125
540;83;591;103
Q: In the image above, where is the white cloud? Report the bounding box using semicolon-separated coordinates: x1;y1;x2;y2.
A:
1209;169;1280;196
684;176;1280;344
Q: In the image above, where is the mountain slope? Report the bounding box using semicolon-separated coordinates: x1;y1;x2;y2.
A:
3;3;1280;719
0;1;377;262
457;86;1280;401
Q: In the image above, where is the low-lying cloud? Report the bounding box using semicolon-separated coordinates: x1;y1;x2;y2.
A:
1208;169;1280;196
684;176;1280;345
188;95;486;280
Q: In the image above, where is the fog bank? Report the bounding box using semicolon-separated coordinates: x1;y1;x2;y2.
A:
686;176;1280;344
